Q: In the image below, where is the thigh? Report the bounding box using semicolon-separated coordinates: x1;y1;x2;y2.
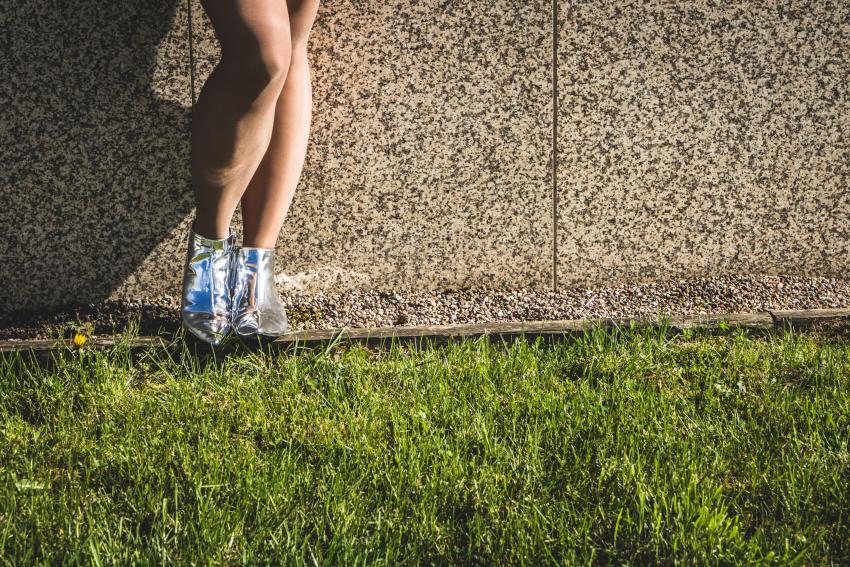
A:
200;0;290;57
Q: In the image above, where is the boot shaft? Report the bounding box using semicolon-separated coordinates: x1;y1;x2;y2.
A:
230;246;289;337
180;224;236;345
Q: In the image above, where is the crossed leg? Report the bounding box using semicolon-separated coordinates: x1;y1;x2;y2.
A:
241;0;320;248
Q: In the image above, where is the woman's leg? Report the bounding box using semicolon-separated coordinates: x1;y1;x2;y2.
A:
240;0;320;249
191;0;293;240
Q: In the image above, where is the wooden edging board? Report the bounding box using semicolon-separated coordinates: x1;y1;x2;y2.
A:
1;308;848;354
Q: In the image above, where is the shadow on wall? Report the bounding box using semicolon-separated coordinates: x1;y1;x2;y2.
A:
0;0;192;320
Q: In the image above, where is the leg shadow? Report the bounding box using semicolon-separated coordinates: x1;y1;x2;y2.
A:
0;0;193;324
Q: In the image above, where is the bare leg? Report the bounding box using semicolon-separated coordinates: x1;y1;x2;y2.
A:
190;0;293;239
240;0;320;249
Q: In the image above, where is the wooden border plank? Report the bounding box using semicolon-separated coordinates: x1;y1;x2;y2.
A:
1;308;847;353
769;307;850;329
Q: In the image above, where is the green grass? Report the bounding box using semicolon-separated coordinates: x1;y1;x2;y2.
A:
1;323;849;565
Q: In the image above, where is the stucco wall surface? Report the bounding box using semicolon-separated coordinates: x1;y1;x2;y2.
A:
0;0;847;316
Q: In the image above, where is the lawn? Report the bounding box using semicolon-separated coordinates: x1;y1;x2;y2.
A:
1;322;848;564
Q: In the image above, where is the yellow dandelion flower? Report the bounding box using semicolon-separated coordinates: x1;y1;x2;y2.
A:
73;333;88;348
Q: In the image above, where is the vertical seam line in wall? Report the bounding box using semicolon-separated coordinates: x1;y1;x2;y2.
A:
551;0;559;292
187;0;196;107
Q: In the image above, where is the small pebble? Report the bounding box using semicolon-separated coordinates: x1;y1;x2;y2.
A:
1;275;848;340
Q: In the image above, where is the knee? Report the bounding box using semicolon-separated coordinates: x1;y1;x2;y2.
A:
255;31;292;85
288;30;313;70
222;22;292;93
290;22;316;61
288;0;319;58
288;38;309;66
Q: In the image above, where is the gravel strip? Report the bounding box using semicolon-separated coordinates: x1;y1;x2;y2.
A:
1;275;849;341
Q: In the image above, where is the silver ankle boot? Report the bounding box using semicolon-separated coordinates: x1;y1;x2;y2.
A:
180;223;236;345
229;246;289;337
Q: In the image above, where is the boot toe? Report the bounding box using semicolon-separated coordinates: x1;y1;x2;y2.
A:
258;310;289;337
182;312;231;345
232;309;288;337
232;310;261;337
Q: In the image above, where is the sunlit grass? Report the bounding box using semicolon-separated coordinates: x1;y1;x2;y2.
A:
1;323;848;564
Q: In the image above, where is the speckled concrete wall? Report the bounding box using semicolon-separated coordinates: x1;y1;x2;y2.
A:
1;0;194;316
557;0;850;287
190;0;555;294
1;1;847;317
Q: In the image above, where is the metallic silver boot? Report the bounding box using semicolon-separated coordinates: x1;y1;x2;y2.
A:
180;223;236;345
229;246;289;337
